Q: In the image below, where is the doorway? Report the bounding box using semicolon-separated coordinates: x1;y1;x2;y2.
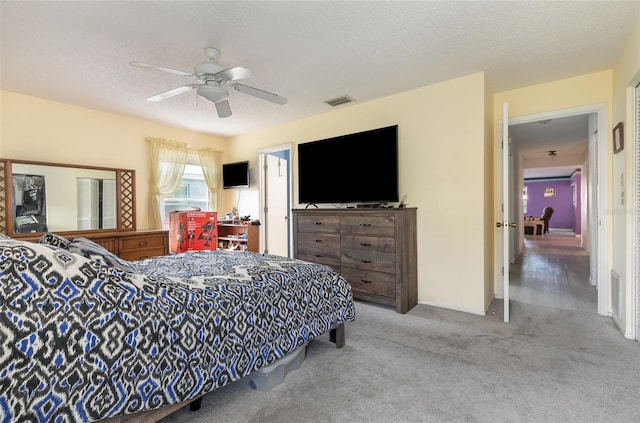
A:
496;104;610;319
257;144;292;257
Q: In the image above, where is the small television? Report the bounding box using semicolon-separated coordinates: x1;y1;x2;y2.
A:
298;125;399;205
222;161;250;189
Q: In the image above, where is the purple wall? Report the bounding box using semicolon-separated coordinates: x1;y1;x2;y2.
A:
525;175;581;233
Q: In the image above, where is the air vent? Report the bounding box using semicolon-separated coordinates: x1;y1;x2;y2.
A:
325;95;355;107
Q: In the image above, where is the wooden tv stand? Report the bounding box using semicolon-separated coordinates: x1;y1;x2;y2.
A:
293;208;417;313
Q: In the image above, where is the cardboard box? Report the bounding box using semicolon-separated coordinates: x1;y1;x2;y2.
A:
169;211;218;253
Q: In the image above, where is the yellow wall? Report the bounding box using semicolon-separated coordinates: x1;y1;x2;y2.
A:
0;91;229;230
230;72;492;314
494;70;612;120
612;16;640;337
483;73;495;311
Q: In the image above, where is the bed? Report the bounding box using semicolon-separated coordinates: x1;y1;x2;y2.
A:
0;234;355;423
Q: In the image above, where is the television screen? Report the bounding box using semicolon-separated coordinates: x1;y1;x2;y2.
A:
298;125;399;204
222;161;250;189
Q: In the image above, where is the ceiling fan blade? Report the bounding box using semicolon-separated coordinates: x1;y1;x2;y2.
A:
215;99;232;118
147;85;196;102
130;61;194;77
233;84;287;105
216;66;255;82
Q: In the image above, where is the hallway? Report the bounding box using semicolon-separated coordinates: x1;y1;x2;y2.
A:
510;229;596;312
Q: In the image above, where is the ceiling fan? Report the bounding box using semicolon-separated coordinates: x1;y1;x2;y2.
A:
130;47;287;118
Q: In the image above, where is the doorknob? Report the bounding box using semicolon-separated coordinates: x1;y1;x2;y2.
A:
496;222;504;228
509;222;517;228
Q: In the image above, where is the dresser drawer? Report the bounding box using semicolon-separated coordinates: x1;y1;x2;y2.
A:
341;268;395;298
297;232;340;250
119;233;167;252
341;250;395;273
297;214;340;233
120;248;167;261
341;235;395;254
297;246;341;269
340;215;395;236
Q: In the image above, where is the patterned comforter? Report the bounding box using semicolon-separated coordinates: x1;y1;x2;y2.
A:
0;240;355;423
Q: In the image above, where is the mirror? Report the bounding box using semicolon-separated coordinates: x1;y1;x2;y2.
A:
0;158;136;236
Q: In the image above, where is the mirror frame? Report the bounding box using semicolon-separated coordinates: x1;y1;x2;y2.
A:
0;158;136;238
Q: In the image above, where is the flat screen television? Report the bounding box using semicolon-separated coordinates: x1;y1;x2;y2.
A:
222;161;250;189
298;125;399;204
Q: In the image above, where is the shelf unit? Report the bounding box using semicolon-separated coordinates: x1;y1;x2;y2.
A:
217;221;259;252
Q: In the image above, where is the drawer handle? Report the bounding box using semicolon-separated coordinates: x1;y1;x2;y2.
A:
314;254;324;258
139;256;149;259
360;243;372;247
138;240;148;247
313;221;323;225
359;223;371;227
361;260;372;264
314;239;323;243
360;279;373;284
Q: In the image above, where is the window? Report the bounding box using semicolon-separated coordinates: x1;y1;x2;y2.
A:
160;155;210;229
523;186;528;214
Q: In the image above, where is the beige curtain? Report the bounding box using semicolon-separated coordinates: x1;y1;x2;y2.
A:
147;137;188;229
198;147;223;212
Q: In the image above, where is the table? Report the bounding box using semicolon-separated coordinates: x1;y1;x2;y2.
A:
523;221;545;239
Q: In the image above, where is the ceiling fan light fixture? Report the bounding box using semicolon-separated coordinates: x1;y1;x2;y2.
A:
197;85;228;103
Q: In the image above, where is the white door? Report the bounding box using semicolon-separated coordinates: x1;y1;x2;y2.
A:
635;83;640;341
500;102;512;323
264;152;290;256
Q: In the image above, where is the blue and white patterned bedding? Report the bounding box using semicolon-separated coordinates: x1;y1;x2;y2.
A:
0;239;355;423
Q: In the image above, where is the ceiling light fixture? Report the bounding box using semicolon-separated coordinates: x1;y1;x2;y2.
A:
197;85;228;103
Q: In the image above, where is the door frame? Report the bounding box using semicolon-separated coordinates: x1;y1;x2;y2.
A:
256;143;293;256
495;103;610;317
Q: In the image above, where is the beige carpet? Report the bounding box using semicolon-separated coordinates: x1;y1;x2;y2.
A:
159;299;640;423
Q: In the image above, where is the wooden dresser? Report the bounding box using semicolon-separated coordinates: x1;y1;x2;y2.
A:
107;230;169;261
14;230;169;261
293;208;417;313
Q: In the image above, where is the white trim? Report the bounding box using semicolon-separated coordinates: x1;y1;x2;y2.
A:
632;82;640;341
256;143;293;257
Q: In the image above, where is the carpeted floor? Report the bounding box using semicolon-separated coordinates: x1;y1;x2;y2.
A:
159;299;640;423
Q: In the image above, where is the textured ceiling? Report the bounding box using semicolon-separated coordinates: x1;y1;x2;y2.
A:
1;1;639;138
512;115;590;179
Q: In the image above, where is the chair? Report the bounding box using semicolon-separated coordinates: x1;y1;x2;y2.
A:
524;207;553;235
541;206;553;234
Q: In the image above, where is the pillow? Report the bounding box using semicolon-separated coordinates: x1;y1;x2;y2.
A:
38;232;71;249
67;237;136;273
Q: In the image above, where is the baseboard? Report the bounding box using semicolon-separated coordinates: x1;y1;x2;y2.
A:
417;300;486;316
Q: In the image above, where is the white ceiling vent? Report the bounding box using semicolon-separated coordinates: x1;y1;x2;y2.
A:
325;95;355;107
